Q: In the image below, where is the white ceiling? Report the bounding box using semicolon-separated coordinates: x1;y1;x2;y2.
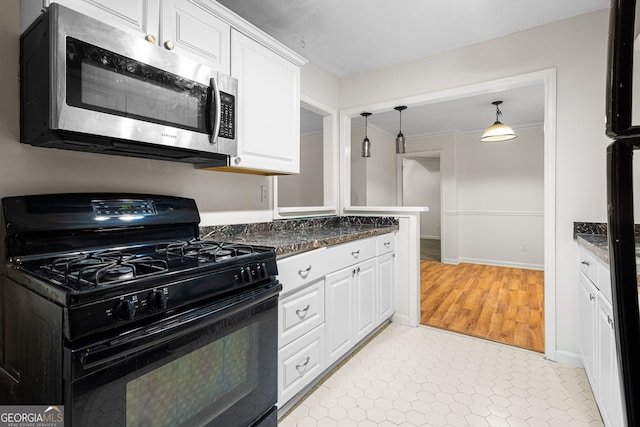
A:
217;0;609;137
216;0;609;78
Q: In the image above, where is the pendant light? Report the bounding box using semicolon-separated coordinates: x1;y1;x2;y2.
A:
361;112;372;157
394;106;407;154
480;101;517;142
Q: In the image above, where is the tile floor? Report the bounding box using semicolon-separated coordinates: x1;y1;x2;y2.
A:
280;323;603;427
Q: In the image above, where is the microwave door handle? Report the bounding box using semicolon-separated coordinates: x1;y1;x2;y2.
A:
209;77;221;145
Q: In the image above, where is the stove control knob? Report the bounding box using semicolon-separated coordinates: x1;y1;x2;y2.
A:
148;290;167;311
240;266;251;283
256;263;267;279
115;300;136;321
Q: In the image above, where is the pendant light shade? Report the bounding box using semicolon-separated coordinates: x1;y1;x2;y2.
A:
480;101;517;142
394;106;407;154
361;112;372;157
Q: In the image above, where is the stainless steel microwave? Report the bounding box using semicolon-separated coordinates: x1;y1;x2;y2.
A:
20;4;237;166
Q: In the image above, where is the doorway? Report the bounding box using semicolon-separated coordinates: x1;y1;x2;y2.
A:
400;155;442;262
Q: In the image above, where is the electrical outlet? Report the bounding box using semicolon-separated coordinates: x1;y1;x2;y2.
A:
261;185;269;203
520;243;528;251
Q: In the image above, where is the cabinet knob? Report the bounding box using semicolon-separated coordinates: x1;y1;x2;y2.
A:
164;40;174;50
581;260;591;266
352;268;357;277
234;157;242;165
351;250;360;258
144;34;157;44
589;294;595;301
384;242;391;247
607;316;614;327
298;265;312;278
296;305;310;318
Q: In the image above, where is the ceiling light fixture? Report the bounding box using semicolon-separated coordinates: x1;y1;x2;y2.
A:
394;105;407;154
480;101;517;142
361;112;372;157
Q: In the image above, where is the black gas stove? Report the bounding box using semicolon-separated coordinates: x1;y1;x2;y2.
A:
0;193;280;426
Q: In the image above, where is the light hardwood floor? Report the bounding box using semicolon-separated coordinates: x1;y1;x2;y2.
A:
420;260;545;352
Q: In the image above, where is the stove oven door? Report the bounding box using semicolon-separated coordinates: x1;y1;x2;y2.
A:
64;282;280;427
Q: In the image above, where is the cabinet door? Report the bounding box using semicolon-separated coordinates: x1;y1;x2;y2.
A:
160;0;230;74
378;252;395;322
578;272;597;386
354;258;376;342
51;0;160;37
230;30;300;174
597;296;625;427
325;268;354;366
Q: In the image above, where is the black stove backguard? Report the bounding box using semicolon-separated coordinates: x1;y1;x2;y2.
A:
0;193;201;264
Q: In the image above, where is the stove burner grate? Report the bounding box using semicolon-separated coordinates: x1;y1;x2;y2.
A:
43;251;168;288
156;239;255;263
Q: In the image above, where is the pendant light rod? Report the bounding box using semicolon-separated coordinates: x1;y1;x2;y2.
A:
492;100;503;122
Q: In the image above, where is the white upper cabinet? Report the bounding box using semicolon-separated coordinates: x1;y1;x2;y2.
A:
38;0;230;74
160;0;230;74
227;29;301;174
45;0;160;36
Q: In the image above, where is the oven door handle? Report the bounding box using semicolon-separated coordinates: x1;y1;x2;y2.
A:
75;282;280;371
209;76;221;145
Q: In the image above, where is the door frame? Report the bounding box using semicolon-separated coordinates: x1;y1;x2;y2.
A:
339;68;557;361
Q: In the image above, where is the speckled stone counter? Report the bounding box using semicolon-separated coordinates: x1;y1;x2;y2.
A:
200;216;399;257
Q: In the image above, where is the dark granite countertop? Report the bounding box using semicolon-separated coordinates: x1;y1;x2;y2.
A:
200;216;398;257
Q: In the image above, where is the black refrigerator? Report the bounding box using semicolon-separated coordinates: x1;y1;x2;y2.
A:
606;0;640;425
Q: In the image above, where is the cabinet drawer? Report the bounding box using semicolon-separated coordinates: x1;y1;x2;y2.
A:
326;237;376;272
277;248;327;296
377;233;395;255
278;324;325;406
579;246;599;287
279;280;325;348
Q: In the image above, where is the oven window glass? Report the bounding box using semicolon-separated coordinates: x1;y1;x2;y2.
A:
65;37;209;133
126;326;254;426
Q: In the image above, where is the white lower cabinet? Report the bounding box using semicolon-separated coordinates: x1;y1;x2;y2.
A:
325;266;355;365
324;256;377;366
277;233;396;410
597;296;624;427
354;258;377;342
578;246;625;427
578;271;597;385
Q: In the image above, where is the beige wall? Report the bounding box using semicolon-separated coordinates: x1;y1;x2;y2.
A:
340;9;610;359
350;125;396;206
278;132;323;207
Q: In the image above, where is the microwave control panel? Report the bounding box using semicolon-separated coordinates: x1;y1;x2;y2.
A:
219;91;235;140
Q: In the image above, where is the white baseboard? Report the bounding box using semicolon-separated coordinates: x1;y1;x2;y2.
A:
442;257;460;265
457;257;544;271
391;313;411;326
553;350;582;368
420;235;441;240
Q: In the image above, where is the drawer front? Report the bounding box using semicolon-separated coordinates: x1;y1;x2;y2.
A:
377;233;395;255
279;280;325;348
326;237;376;272
278;324;325;406
277;248;327;296
579;246;599;287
